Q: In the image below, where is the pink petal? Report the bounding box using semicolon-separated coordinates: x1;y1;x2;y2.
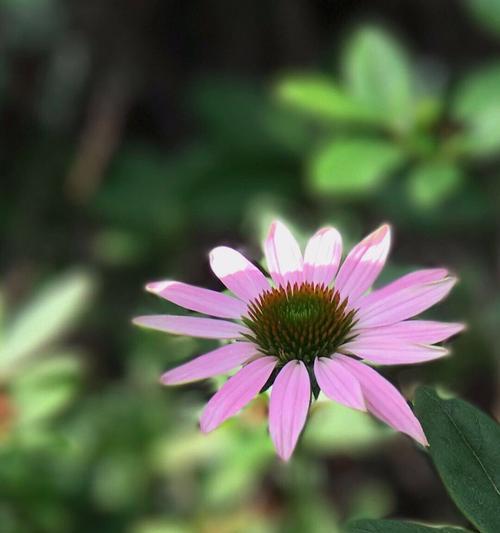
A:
303;227;342;286
341;337;449;364
160;342;259;385
210;246;270;303
269;360;310;461
132;315;248;339
200;356;278;432
356;277;457;328
314;356;365;410
146;280;247;319
359;268;448;309
353;320;465;344
264;221;303;287
335;224;391;306
336;355;427;445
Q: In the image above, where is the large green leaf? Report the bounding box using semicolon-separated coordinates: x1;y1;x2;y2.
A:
276;74;379;124
343;27;414;132
348;519;473;532
451;64;500;157
415;387;500;533
310;139;406;196
463;0;500;36
407;161;463;208
0;272;94;374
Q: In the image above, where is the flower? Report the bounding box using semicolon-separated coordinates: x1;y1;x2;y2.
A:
133;221;463;461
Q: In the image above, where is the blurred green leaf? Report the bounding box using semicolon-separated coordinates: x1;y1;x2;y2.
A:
451;64;500;157
463;0;500;36
12;354;81;426
303;399;389;454
0;272;93;374
285;496;341;533
343;27;414;131
414;387;500;532
275;75;378;124
348;519;473;532
204;428;273;507
309;139;405;196
407;161;463;208
453;64;500;117
348;482;394;521
92;453;147;511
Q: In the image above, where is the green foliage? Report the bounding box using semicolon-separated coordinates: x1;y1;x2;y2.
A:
304;400;390;454
2;1;499;531
415;388;500;533
343;27;414;131
451;64;500;156
407;161;463;208
310;139;405;195
11;354;81;427
275;24;500;214
276;75;378;123
0;272;94;375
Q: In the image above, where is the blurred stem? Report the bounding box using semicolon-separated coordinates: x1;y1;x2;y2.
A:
65;68;134;204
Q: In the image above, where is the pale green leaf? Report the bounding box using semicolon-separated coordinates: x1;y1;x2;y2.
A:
452;64;500;157
303;399;390;454
276;74;379;123
12;354;81;425
0;271;94;373
343;27;414;131
309;139;406;196
407;161;463;208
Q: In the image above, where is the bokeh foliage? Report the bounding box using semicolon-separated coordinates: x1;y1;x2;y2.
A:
1;1;499;532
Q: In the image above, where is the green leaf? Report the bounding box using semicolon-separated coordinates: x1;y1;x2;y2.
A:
309;139;406;196
12;354;81;425
348;519;473;532
407;161;463;208
343;27;414;132
451;64;500;157
275;74;379;123
414;387;500;533
463;0;500;36
0;272;94;374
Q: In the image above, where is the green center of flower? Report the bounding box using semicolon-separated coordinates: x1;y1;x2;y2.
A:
242;282;358;366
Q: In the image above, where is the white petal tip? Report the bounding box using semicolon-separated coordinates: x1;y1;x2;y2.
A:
145;280;173;293
375;223;391;240
266;219;289;241
209;246;245;276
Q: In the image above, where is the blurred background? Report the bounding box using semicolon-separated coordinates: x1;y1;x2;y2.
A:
1;1;499;531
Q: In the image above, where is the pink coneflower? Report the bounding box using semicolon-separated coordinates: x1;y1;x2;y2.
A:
133;222;463;461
